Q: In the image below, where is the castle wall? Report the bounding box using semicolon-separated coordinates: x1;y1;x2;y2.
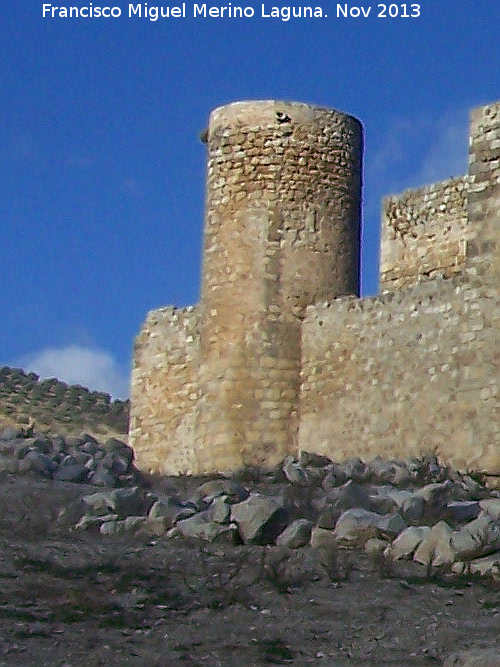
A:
380;177;470;291
466;101;500;287
299;280;499;472
299;101;500;473
130;99;500;476
129;306;200;474
195;101;362;472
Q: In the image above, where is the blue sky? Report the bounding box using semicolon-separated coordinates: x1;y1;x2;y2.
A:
1;1;499;397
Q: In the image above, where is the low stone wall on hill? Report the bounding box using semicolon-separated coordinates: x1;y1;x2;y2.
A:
0;366;129;438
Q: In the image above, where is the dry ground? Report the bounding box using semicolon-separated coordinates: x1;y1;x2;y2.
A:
0;473;498;666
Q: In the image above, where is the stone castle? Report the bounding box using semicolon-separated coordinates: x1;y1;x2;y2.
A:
130;99;499;475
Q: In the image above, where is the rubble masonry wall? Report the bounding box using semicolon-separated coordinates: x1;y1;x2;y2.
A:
299;279;499;472
129;307;200;474
195;101;362;472
380;177;470;291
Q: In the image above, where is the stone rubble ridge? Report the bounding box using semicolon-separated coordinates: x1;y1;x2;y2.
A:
47;441;500;585
0;365;129;437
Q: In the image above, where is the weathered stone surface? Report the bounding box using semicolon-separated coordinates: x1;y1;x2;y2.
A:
82;487;146;518
415;481;452;519
22;451;58;477
442;501;481;525
206;495;231;524
334;508;406;544
298;450;331;468
325;480;371;512
148;497;196;525
275;519;313;548
367;458;411;486
0;366;129;438
451;512;500;560
310;526;337;552
364;537;388;556
54;463;88;483
316;505;342;530
282;457;312;486
130;100;499;479
75;513;118;531
480;498;500;521
339;458;370;483
452;554;500;578
193;480;248;506
89;464;116;487
321;465;348;489
391;526;431;561
442;648;500;666
413;521;455;566
230;494;288;545
176;512;234;542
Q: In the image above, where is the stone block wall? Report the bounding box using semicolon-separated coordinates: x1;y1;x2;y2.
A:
129;306;200;474
380;177;470;291
299;279;499;472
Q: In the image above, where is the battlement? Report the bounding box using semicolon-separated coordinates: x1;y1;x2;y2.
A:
130;100;499;475
381;176;470;291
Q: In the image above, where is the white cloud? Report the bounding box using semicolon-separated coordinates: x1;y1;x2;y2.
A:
414;112;469;186
365;107;469;203
15;345;130;399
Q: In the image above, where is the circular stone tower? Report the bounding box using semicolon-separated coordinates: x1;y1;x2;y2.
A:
195;100;362;472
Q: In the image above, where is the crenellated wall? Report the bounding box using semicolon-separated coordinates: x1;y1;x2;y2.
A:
130;99;500;475
299;100;500;474
380;177;470;291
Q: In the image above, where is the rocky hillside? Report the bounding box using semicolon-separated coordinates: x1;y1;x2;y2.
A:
0;366;129;439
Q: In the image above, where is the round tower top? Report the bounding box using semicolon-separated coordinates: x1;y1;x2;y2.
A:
208;100;361;136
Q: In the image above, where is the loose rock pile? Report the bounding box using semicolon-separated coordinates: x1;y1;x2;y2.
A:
0;426;138;487
67;448;500;583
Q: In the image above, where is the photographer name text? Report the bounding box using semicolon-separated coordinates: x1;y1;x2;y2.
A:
41;3;421;20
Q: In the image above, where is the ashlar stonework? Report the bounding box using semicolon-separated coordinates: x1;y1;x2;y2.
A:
130;99;500;475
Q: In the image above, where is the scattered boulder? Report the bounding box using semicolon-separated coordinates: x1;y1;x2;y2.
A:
479;498;500;521
310;526;337;552
321;464;348;489
54;463;88;483
390;526;431;561
367;457;411;487
148;496;196;525
442;501;481;526
275;519;313;548
339;457;370;483
206;495;231;524
0;426;136;487
230;493;289;545
334;508;406;544
364;537;388;556
193;479;249;506
177;512;236;542
298;450;332;468
282;457;313;486
415;481;453;521
451;512;500;560
413;521;455;566
452;554;500;578
325;480;371;512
